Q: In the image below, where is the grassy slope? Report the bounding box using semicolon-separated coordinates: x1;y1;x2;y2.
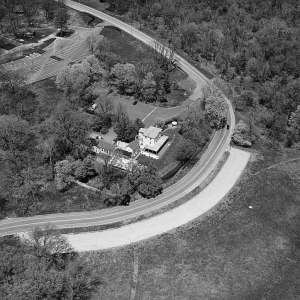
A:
87;147;300;299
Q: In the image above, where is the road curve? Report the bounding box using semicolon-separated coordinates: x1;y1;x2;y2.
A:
0;1;235;237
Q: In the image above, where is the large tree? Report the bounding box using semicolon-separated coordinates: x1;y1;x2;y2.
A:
204;94;228;130
0;68;37;123
54;0;69;32
110;63;137;95
0;229;101;299
41;0;57;20
46;105;90;159
56;55;105;108
20;0;41;26
114;111;143;142
0;115;35;167
128;164;163;198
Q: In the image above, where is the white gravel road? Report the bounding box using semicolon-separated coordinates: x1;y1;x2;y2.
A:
66;148;250;251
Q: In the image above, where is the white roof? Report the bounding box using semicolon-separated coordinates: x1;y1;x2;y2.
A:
144;135;168;152
139;126;162;139
116;141;133;153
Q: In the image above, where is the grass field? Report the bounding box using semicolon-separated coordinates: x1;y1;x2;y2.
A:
86;147;300;299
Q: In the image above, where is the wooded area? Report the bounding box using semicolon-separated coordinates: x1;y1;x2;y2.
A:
0;227;101;299
104;0;299;146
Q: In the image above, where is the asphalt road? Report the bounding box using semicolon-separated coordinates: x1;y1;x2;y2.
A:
0;1;235;237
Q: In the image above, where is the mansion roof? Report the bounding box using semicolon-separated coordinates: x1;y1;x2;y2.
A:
139;126;162;139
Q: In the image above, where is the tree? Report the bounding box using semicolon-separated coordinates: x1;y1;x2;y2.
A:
0;0;20;34
37;136;57;179
0;115;34;167
41;0;57;20
110;63;137;95
93;37;121;69
114;111;131;141
54;0;69;32
0;195;7;217
0;2;5;23
20;0;41;26
140;72;157;102
48;105;90;159
30;225;73;259
56;63;90;98
73;156;96;182
0;230;101;299
11;166;50;216
54;159;74;191
114;111;143;142
56;56;105;108
128;164;163;198
180;22;198;53
204;94;228;130
0;86;38;123
176;139;197;163
0;68;37;123
288;105;300;143
153;42;176;72
0;67;25;92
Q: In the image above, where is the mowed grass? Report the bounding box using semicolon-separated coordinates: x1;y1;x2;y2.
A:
88;148;300;299
95;87;188;126
101;26;153;65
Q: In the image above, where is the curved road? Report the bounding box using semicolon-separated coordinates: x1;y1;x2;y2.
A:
0;1;235;237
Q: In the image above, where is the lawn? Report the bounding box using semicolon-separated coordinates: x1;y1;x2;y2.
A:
101;26;152;65
87;147;300;299
94;86;188;126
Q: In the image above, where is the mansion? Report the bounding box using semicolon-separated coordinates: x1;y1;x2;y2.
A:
138;126;169;159
91;126;170;170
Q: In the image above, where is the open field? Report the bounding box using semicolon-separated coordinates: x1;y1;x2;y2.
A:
94;87;190;126
84;147;300;299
